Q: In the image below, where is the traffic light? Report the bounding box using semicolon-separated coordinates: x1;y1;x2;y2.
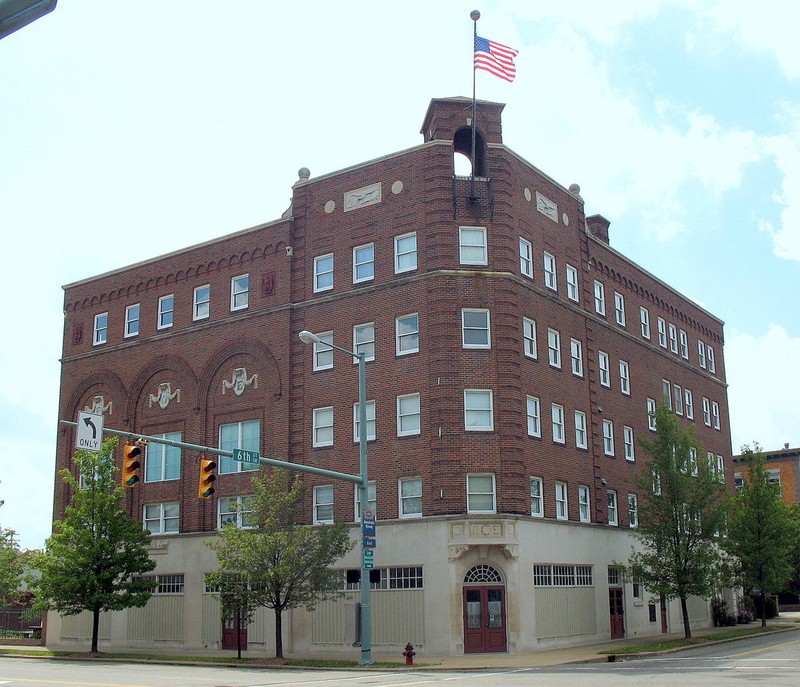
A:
121;441;142;487
198;457;217;499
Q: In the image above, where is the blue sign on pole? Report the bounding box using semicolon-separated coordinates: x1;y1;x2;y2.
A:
363;536;376;549
361;509;376;537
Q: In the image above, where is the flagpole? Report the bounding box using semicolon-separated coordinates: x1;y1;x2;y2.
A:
470;9;480;193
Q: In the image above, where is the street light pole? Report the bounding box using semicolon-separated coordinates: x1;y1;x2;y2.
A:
298;330;372;665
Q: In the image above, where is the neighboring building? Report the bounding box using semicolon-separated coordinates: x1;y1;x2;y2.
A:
733;444;800;505
51;97;733;656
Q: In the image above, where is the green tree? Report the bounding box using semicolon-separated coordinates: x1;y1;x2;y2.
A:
628;402;728;638
208;469;354;658
0;525;23;604
724;444;800;626
31;439;156;653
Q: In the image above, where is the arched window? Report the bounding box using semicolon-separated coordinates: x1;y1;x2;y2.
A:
464;564;503;584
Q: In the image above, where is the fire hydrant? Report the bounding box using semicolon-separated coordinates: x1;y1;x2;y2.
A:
403;642;416;666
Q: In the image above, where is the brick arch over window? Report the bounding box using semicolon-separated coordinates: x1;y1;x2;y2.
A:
129;355;200;419
464;564;504;584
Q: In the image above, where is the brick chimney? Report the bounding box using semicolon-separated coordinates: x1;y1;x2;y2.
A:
586;214;611;244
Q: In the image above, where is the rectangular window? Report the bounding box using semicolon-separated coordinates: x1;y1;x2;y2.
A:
657;317;667;348
141;574;184;595
93;312;108;346
353;323;376;362
593;280;606;315
465;389;494;431
628;493;638;528
193;285;210;321
158;294;174;329
640;307;650;339
314;254;334;292
662;379;672;409
543;252;557;290
598;351;610;387
679;329;689;359
530;477;544;517
523;317;537;358
566;264;579;302
547;328;561;368
353;243;375;283
707;346;716;373
716;455;725;483
459;226;488;265
574;410;587;449
623;426;635;462
312;407;334;447
712;401;720;429
312;331;334;371
219;420;260;474
231;274;249;311
467;474;496;514
698;340;707;368
534;564;593;587
519;237;533;277
462;309;491;348
125;304;140;337
395;232;417;273
397;393;421;436
555;481;568;520
578;485;591;523
673;384;683;415
551;403;565;444
399;478;422;518
703;397;711;426
144;432;181;482
570;338;583;377
668;323;678;353
396;313;419;355
353;400;376;442
526;395;541;437
614;292;626;326
607;491;618;526
144;502;179;535
684;388;694;419
354;481;377;521
619;360;630;395
646;398;657;432
218;496;255;529
602;419;614;456
313;486;334;525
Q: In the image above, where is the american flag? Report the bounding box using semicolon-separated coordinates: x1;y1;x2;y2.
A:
474;35;519;82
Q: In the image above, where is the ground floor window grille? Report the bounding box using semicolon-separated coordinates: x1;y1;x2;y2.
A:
344;566;423;591
533;564;593;587
138;574;185;594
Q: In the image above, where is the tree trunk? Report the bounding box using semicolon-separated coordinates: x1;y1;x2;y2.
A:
236;605;242;660
274;606;283;658
680;595;692;638
760;590;767;628
91;607;100;653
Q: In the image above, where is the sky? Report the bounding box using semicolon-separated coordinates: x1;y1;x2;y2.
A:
1;1;798;550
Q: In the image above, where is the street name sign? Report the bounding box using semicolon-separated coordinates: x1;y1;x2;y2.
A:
232;448;261;465
76;411;103;452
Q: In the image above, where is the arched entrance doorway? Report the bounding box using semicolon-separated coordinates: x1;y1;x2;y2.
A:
462;564;507;653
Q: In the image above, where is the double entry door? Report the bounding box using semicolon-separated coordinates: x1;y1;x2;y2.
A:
463;586;507;653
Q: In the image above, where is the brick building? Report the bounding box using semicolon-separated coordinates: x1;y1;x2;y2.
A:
733;444;800;505
51;97;733;656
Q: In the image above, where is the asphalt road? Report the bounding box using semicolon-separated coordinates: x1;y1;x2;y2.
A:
1;629;798;687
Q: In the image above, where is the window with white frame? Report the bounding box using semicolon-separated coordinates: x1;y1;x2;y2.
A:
652;468;662;495
526;395;541;437
467;474;496;514
555;481;568;520
628;494;638;528
679;329;688;359
144;432;181;482
702;397;711;426
623;426;635;462
144;502;179;535
657;317;667;348
312;331;334;370
399;478;422;518
607;491;618;526
530;477;543;517
93;312;108;346
668;323;678;353
397;393;421;436
602;419;614;455
462;309;491;348
574;410;587;449
534;564;593;587
141;574;185;595
619;360;630;395
523;317;537;358
698;340;706;368
551;403;565;444
311;254;333;292
716;455;725;483
578;485;591;523
158;294;174;329
711;401;720;429
353;323;375;362
593;280;606;315
125;304;140;337
647;398;657;431
547;328;561;368
689;447;698;476
459;226;488;265
354;481;377;521
218;420;260;474
684;388;694;419
543;252;557;290
353;400;376;442
353;243;375;283
598;351;610;387
313;486;334;524
570;338;583;377
707;346;716;373
312;407;334;447
519;237;533;277
640;306;650;339
396;313;419;355
464;390;494;431
231;274;249;311
218;496;255;529
614;292;626;326
566;264;579;302
193;285;210;321
662;379;672;409
672;384;683;415
394;232;417;273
